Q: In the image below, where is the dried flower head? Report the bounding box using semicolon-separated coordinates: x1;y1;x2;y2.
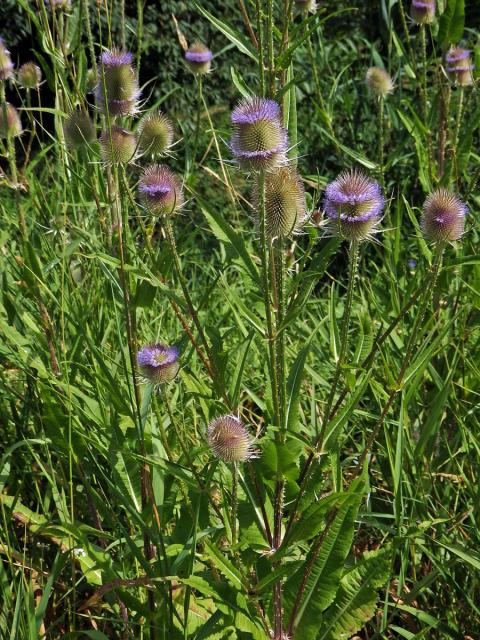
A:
0;103;22;138
421;189;466;242
207;415;254;463
410;0;435;24
294;0;317;13
445;47;474;87
139;165;184;216
137;343;180;384
324;170;384;241
18;62;42;89
96;48;140;116
184;41;213;75
100;126;136;164
366;66;394;98
230;97;288;172
63;110;96;149
138;111;174;156
0;38;14;81
253;167;307;238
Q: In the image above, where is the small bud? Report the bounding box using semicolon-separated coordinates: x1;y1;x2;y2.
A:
230;97;288;172
294;0;317;13
366;67;394;98
137;343;180;384
86;68;97;93
96;48;140;116
100;126;136;164
184;41;213;75
138;111;174;156
139;165;184;216
0;38;14;81
324;169;384;241
410;0;435;25
0;104;22;138
207;415;254;463
445;47;474;87
63;110;96;149
18;62;42;90
253;167;307;238
421;188;466;243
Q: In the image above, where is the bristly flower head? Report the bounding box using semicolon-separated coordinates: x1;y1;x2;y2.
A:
45;0;71;8
207;415;254;463
445;47;474;87
139;165;184;216
421;189;466;243
366;67;394;98
0;103;22;138
18;62;42;89
100;126;136;164
96;48;140;117
138;111;174;156
137;343;180;384
230;96;288;172
253;167;307;238
410;0;435;24
184;41;213;75
324;169;384;241
294;0;317;13
63;110;96;149
0;38;14;81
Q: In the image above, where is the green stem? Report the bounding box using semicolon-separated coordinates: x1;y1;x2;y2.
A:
191;76;203;173
378;97;385;189
255;0;265;96
231;462;238;546
453;86;464;155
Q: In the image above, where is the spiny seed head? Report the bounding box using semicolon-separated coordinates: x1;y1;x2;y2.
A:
138;111;174;156
184;41;213;75
207;415;253;463
253;167;307;238
100;126;136;164
18;62;42;89
366;66;394;98
0;38;14;81
230;97;288;172
96;48;140;116
410;0;435;24
421;188;466;242
137;343;180;384
324;169;384;241
63;110;96;149
445;47;474;87
139;164;184;216
0;103;22;138
294;0;317;13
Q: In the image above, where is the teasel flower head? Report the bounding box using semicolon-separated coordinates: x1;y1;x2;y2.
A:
96;48;140;117
139;164;184;216
138;111;174;156
0;103;22;138
184;41;213;75
86;68;97;93
0;38;14;81
137;343;180;384
253;167;307;239
324;169;384;241
230;96;288;172
366;66;394;98
45;0;71;9
410;0;435;24
100;126;136;164
445;47;474;87
207;415;254;463
294;0;317;13
18;62;42;90
63;109;96;149
421;188;466;243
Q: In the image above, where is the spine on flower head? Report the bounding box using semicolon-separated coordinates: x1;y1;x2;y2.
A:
138;111;174;156
139;165;184;216
137;343;180;384
444;47;474;87
184;41;213;75
207;415;254;463
324;169;384;242
0;104;22;138
230;96;288;172
421;189;466;243
366;67;394;98
18;62;42;90
96;48;140;117
100;126;136;164
410;0;435;24
64;110;96;149
0;38;14;82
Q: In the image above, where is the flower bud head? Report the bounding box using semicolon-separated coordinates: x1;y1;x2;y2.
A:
184;41;213;75
207;415;253;463
137;343;180;384
294;0;317;13
86;68;96;93
445;47;474;87
253;167;307;238
411;0;435;24
324;170;384;241
63;110;96;149
96;49;140;116
366;66;394;98
0;38;14;81
0;104;22;138
100;126;136;164
230;97;288;172
18;62;42;89
139;165;184;216
138;111;174;156
421;188;466;242
45;0;71;8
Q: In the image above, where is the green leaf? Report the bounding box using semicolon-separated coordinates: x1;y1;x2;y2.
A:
438;0;465;47
193;3;257;61
203;540;244;590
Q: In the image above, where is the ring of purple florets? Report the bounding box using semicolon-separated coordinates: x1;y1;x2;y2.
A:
324;174;384;223
138;344;179;368
101;50;134;67
185;50;213;63
231;98;281;124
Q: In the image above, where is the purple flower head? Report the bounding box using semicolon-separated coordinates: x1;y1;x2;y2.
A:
410;0;435;24
99;126;136;164
408;259;417;270
184;42;213;75
101;49;134;67
45;0;71;9
137;343;180;384
445;47;474;86
231;97;280;124
421;189;467;243
324;169;384;241
96;48;140;116
139;165;184;216
0;39;14;81
207;415;255;463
